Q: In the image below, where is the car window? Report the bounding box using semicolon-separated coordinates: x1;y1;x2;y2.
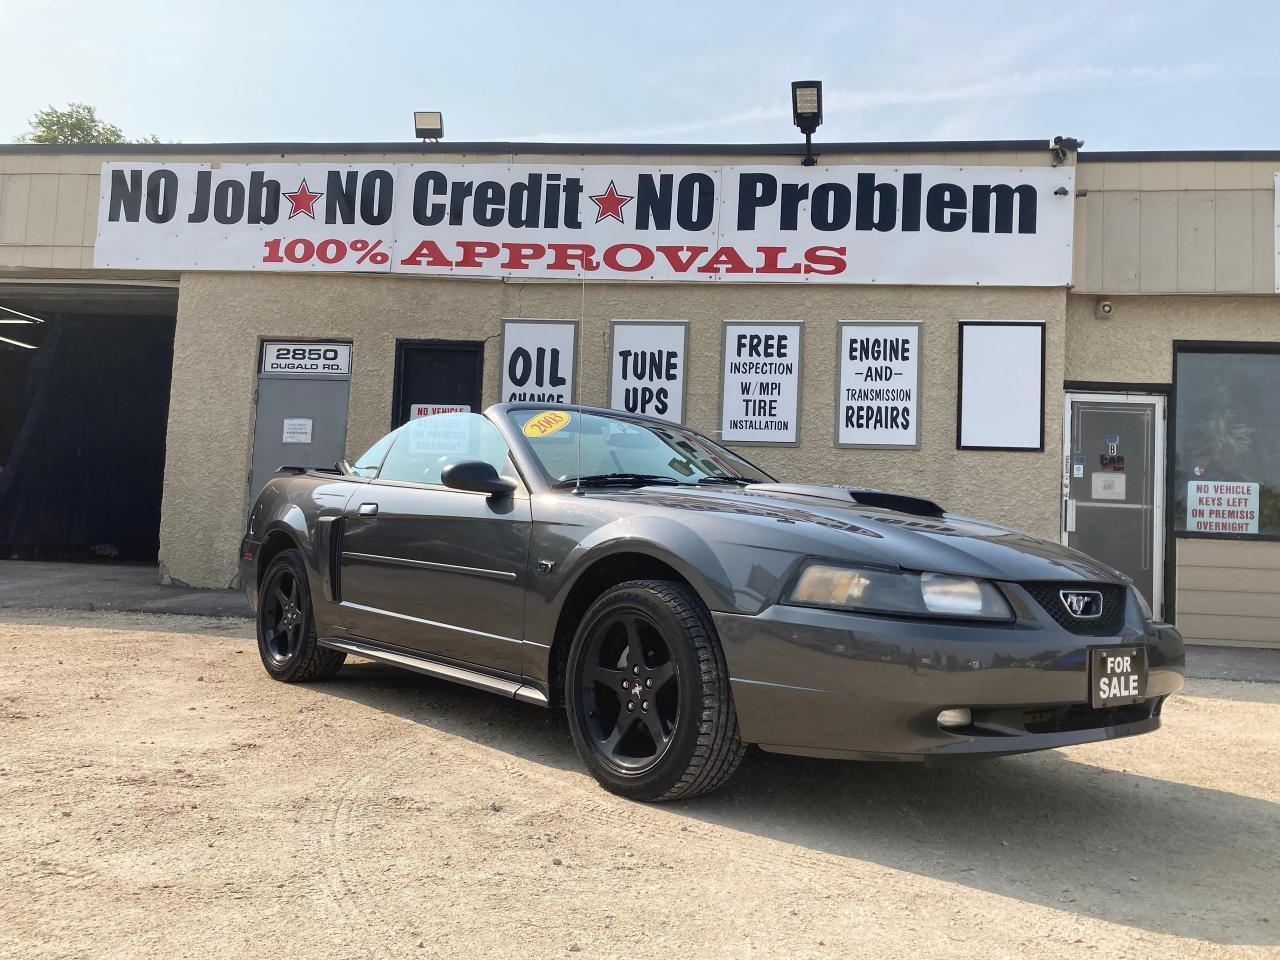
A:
350;428;401;478
509;409;772;484
377;413;511;487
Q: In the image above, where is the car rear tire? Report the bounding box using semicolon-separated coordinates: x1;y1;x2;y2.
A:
565;579;746;801
256;548;345;683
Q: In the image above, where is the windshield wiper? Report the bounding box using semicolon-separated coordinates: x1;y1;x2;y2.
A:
695;476;752;485
553;473;685;488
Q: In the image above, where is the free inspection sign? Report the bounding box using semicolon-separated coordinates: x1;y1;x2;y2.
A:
94;162;1075;286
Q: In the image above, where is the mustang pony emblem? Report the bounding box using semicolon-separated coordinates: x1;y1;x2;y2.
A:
1060;589;1103;619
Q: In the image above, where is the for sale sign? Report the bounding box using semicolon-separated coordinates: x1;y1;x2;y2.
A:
95;162;1074;286
836;323;921;447
719;323;802;444
1186;480;1260;534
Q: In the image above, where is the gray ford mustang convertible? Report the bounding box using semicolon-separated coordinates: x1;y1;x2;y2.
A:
240;404;1184;801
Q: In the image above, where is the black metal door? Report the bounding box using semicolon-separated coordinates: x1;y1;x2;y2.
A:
392;340;484;428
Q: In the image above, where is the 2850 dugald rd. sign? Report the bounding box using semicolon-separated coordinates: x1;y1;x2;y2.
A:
95;162;1074;286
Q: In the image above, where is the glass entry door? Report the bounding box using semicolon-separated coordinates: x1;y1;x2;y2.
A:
1062;393;1166;617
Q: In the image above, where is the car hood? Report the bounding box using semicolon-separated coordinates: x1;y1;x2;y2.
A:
608;481;1127;584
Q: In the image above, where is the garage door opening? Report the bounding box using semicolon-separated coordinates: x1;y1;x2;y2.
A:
0;311;176;562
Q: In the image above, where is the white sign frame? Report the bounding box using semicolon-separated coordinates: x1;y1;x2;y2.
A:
836;322;922;449
608;320;688;423
499;319;578;404
718;322;804;446
260;341;352;378
956;321;1045;451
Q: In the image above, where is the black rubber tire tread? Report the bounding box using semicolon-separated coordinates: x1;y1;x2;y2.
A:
256;549;346;683
568;579;746;801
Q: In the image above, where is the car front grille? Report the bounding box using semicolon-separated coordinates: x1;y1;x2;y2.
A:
1022;582;1128;636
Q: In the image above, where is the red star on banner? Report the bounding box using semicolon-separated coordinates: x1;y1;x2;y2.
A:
283;179;323;219
588;180;633;223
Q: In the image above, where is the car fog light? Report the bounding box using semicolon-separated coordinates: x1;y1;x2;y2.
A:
937;708;972;729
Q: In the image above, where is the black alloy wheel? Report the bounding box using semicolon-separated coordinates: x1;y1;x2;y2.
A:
262;565;305;666
578;607;680;771
565;579;746;801
255;548;346;683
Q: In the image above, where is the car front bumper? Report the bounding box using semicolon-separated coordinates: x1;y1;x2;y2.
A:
713;593;1184;761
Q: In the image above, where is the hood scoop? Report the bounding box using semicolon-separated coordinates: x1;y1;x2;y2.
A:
747;483;946;518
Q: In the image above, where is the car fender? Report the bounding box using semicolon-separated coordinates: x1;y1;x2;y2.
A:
550;514;740;616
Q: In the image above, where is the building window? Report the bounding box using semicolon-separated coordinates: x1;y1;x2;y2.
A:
1175;346;1280;538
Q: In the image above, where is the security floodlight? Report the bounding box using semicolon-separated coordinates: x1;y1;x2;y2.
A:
791;80;823;166
414;111;444;141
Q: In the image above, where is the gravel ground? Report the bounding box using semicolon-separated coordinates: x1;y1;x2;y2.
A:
2;608;1277;960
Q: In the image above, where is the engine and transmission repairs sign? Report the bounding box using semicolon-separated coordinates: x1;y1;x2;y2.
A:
836;322;921;447
720;322;802;444
94;162;1074;286
1186;480;1260;534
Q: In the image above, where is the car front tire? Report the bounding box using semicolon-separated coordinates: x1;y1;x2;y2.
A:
565;579;746;801
256;548;346;683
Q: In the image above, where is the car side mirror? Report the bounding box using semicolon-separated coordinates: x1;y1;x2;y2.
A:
441;460;517;497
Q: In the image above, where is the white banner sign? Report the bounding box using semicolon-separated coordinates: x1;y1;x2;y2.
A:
260;341;351;376
95;162;1074;286
609;321;687;423
1186;480;1260;534
837;323;921;448
500;320;576;403
720;323;802;444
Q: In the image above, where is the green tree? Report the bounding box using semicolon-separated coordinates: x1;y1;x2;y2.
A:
15;103;159;144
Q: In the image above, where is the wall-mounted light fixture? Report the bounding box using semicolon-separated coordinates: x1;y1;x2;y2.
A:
414;111;444;142
791;80;823;167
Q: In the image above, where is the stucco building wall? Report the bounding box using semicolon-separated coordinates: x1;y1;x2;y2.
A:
159;272;1065;587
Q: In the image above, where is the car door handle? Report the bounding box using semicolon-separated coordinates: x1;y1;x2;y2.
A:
357;502;379;517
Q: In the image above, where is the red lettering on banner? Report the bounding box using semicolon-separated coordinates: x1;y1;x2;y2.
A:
501;243;545;270
656;246;709;272
398;239;453;267
804;245;847;275
547;244;599;271
756;246;804;274
698;246;754;274
455;241;501;267
602;243;656;272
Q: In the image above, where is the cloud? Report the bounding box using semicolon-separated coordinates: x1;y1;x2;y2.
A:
512;63;1228;142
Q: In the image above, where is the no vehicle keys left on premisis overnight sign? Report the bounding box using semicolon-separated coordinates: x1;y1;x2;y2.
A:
94;162;1075;286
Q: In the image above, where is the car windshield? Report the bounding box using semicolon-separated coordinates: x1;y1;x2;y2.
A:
509;409;773;486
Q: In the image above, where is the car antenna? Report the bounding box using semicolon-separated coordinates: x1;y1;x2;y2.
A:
574;278;585;496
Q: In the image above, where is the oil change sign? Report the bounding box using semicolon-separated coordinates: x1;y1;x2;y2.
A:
837;323;920;447
1186;480;1260;534
95;162;1074;286
720;322;802;444
608;321;687;423
500;320;576;403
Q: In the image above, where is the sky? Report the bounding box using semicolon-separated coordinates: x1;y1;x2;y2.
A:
3;0;1278;150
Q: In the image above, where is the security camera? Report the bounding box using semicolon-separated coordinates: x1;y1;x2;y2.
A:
1054;186;1069;197
1095;299;1113;320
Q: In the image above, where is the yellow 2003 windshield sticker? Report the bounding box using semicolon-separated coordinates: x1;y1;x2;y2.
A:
523;411;572;438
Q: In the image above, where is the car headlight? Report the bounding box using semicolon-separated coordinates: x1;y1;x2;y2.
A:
786;562;1013;621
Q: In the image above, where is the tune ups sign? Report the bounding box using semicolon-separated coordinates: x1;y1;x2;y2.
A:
94;161;1074;285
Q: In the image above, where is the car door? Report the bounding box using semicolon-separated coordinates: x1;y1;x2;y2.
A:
337;413;531;675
